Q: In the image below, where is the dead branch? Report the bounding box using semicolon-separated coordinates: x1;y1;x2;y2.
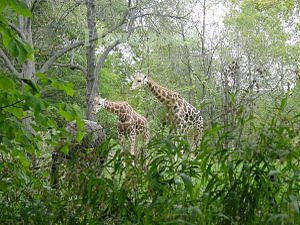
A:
52;63;87;75
0;49;22;78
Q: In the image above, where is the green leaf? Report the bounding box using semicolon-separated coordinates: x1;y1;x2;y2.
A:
59;103;76;122
8;0;31;17
60;144;69;155
22;39;34;60
52;81;74;96
76;130;86;143
0;180;8;192
16;42;27;63
2;34;11;49
75;119;85;142
289;195;299;213
0;76;15;91
22;78;39;95
280;97;287;110
36;72;51;84
0;1;7;13
36;72;74;96
180;173;193;195
16;151;30;168
25;95;41;113
7;39;18;57
10;107;24;118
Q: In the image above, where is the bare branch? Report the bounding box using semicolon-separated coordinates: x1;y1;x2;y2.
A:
0;99;24;110
8;22;26;40
134;12;189;20
39;7;129;74
31;0;42;12
0;49;22;78
52;63;87;75
95;40;120;76
38;41;85;73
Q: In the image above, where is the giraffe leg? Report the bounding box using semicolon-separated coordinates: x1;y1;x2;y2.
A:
142;129;150;163
143;128;150;146
190;129;200;150
118;123;127;151
174;121;188;160
129;132;137;157
118;132;126;150
194;120;204;148
128;132;138;167
194;129;203;148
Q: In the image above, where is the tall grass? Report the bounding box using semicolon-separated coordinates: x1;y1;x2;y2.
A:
1;105;299;225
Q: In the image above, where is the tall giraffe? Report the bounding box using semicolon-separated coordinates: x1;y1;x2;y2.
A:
92;95;149;157
131;72;204;148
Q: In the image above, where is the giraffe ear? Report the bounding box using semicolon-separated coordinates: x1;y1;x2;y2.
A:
100;98;106;104
143;75;148;82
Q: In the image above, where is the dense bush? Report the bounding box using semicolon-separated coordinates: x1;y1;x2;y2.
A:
0;1;299;224
2;102;298;225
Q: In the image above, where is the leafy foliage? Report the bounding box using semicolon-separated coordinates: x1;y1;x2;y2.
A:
1;0;299;224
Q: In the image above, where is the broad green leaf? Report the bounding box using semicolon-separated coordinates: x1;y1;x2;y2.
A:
22;40;34;60
0;1;7;12
52;81;74;96
60;144;69;155
23;78;40;95
1;32;11;48
7;39;17;57
36;72;51;84
16;42;27;63
76;130;86;143
289;195;299;213
280;97;287;110
16;151;30;168
59;103;76;122
9;107;24;118
25;95;41;113
75;119;85;142
8;0;31;17
0;180;8;192
180;173;193;195
0;76;15;91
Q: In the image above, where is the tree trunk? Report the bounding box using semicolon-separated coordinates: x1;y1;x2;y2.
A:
19;0;36;82
201;0;206;57
85;0;98;120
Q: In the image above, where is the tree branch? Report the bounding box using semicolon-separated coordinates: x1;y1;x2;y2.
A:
0;99;24;110
134;12;188;20
52;63;87;75
38;41;85;73
8;22;26;40
94;40;120;76
30;0;42;12
39;5;130;74
0;49;22;78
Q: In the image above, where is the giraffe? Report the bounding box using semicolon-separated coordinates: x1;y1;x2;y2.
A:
131;72;204;148
92;95;150;157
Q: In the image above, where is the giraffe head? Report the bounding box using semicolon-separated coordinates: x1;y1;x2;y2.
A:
92;95;106;114
131;72;148;90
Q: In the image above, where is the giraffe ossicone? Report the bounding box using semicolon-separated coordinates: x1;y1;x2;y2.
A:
131;72;204;148
92;95;150;157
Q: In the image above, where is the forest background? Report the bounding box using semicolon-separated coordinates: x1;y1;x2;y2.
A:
0;0;299;224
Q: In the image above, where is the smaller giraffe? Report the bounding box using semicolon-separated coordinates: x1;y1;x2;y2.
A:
131;72;204;148
92;95;149;157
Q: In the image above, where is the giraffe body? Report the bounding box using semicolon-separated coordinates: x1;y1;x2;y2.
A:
92;96;149;157
132;73;203;148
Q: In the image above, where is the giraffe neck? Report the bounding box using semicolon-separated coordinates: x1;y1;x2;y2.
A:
104;101;129;115
146;78;179;106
